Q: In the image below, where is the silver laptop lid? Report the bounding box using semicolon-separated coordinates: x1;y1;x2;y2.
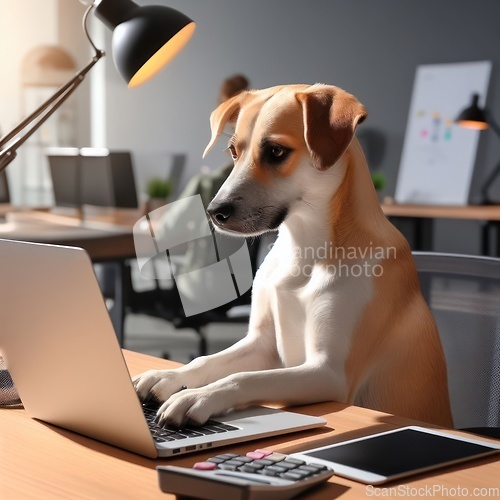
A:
0;239;157;458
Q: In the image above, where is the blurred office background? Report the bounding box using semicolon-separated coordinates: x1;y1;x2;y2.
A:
1;0;500;359
3;1;500;248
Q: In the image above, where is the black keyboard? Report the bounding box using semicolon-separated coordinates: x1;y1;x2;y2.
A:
142;404;239;443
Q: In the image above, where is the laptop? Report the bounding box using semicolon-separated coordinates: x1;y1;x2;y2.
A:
0;239;326;458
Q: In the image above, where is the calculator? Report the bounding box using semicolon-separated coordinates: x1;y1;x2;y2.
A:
157;447;334;499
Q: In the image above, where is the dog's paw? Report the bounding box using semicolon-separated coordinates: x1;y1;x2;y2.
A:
156;387;229;427
132;369;184;403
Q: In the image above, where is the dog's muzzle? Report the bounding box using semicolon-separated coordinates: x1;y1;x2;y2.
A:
207;199;289;235
206;201;235;228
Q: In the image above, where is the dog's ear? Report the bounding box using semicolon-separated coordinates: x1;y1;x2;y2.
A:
203;94;246;158
296;86;367;170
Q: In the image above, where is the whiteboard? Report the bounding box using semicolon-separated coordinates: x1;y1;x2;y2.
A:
395;61;492;205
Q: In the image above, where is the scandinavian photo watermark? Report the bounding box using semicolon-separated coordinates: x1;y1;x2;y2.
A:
133;195;397;316
289;242;397;278
133;195;253;317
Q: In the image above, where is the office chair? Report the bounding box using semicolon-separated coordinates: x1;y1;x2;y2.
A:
125;235;264;358
0;356;21;406
413;252;500;439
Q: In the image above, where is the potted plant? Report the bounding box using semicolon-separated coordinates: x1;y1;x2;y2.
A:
145;177;173;213
371;171;386;202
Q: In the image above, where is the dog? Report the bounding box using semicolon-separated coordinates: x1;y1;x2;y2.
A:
133;84;453;429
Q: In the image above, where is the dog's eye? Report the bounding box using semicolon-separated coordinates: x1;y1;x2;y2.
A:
271;146;286;158
261;142;291;165
228;145;238;160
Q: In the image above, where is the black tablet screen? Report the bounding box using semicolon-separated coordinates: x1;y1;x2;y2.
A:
304;429;496;477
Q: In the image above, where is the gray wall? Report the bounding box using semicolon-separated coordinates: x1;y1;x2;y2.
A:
101;0;500;254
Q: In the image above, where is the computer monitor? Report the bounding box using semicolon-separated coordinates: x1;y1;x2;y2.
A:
80;149;138;208
47;148;139;209
46;148;80;208
0;170;10;204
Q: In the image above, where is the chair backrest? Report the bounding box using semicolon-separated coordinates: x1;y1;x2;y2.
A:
168;154;186;199
413;252;500;429
130;151;186;202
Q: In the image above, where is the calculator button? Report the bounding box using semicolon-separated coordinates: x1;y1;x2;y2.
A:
239;463;264;473
308;463;329;471
253;459;274;466
218;463;239;471
207;457;225;464
298;465;322;473
235;456;253;463
279;461;300;470
281;471;305;481
224;459;245;467
254;449;273;457
265;452;287;463
193;462;217;471
265;465;287;474
216;454;239;460
258;468;279;477
246;451;266;460
288;469;311;479
284;458;305;466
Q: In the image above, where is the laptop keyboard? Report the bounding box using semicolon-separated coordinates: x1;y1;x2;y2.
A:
142;403;239;443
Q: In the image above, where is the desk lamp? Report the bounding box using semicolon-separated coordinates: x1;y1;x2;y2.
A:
0;0;196;176
456;93;500;204
0;0;195;406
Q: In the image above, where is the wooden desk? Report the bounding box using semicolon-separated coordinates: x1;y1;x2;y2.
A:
1;351;498;499
0;210;138;261
382;203;500;221
381;202;500;255
0;208;142;345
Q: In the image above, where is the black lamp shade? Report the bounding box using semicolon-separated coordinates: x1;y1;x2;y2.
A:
95;0;195;87
456;93;489;130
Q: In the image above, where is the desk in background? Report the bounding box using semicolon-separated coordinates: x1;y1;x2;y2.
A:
0;350;498;499
382;203;500;256
0;208;141;345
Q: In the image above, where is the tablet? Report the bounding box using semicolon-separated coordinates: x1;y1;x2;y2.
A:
290;426;500;485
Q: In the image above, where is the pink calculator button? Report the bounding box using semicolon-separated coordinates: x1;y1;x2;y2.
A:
254;449;273;457
246;451;266;460
193;461;217;470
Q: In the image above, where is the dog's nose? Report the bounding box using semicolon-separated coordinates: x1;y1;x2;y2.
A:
207;202;235;225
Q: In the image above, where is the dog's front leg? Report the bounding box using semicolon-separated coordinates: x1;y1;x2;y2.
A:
156;360;338;426
133;327;280;405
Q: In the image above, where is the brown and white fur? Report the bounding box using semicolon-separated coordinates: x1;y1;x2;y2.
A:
133;84;453;428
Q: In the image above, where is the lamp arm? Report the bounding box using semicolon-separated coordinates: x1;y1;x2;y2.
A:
484;110;500;138
0;53;103;151
0;4;105;174
478;110;500;203
480;159;500;204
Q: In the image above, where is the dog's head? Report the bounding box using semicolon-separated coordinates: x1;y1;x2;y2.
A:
205;84;367;236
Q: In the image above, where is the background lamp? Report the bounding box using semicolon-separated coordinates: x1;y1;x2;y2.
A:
0;0;195;175
456;93;500;204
